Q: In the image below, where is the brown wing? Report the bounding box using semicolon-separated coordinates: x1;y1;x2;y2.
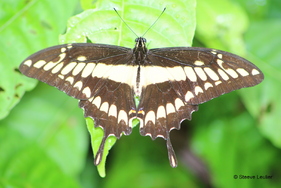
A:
79;81;136;165
20;43;132;100
136;47;264;167
148;47;264;105
19;43;137;165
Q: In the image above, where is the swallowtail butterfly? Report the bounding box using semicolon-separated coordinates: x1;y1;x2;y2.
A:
19;34;263;168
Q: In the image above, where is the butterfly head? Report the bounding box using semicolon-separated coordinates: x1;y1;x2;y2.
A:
135;37;147;48
133;37;148;63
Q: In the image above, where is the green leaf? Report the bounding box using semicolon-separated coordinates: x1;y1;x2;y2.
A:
191;113;281;188
190;2;281;187
196;0;265;119
0;0;78;119
86;117;116;178
61;0;196;177
0;130;82;188
103;128;202;187
0;83;88;187
245;20;281;148
61;0;196;48
196;0;249;54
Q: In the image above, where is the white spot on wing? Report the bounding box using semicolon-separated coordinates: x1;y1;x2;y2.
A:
73;81;83;90
61;47;67;53
92;96;101;108
23;60;32;67
251;69;260;75
108;104;117;117
118;110;128;125
204;67;219;81
145;111;155;124
72;63;86;76
236;68;249;76
218;69;229;80
217;59;238;78
204;82;213;90
82;87;91;98
44;61;59;71
226;69;238;78
184;67;197;82
81;63;95;78
194;67;207;81
57;53;66;63
34;60;47;68
157;106;166;119
65;76;74;85
194;60;205;66
51;62;64;74
100;102;109;113
215;81;222;86
77;55;87;61
185;91;194;102
166;103;176;114
61;62;77;75
174;98;184;111
217;54;223;59
58;74;64;79
195;86;204;95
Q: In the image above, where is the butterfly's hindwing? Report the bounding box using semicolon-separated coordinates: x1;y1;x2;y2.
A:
137;81;199;168
138;82;198;139
78;82;136;165
79;82;135;138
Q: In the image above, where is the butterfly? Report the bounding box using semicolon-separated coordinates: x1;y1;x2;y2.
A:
19;33;263;168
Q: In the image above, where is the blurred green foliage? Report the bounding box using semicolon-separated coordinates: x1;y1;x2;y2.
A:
0;0;280;187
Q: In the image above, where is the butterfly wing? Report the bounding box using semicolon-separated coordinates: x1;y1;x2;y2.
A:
20;43;138;165
20;43;133;100
148;47;264;104
137;47;264;167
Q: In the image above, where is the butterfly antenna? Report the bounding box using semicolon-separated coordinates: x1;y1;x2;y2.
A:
142;7;166;37
114;8;138;38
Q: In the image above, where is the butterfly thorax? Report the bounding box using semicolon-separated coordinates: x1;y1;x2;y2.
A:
133;37;148;65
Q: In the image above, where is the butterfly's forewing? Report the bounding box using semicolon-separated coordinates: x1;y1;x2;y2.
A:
147;47;264;105
20;43;132;100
